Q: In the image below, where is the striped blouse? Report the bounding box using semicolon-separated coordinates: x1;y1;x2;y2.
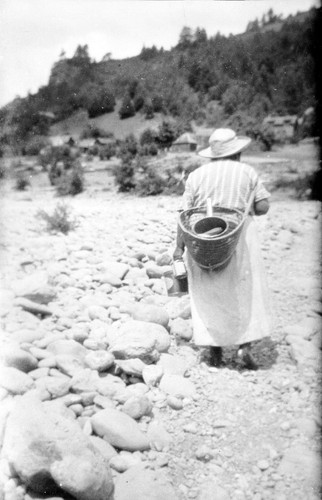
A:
182;160;270;211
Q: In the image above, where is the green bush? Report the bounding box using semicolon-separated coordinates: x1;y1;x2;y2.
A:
133;94;145;112
119;95;135;119
99;143;117;160
119;134;138;161
139;144;158;157
143;98;154;119
156;120;178;149
140;128;158;146
0;163;6;180
55;164;85;196
36;202;78;234
81;126;114;139
113;159;136;192
15;172;30;190
135;162;165;196
24;136;49;156
39;145;80;171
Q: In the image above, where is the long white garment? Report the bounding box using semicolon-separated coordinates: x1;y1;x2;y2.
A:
181;159;271;346
185;216;272;347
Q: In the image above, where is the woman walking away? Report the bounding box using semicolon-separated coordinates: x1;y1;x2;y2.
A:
173;128;271;369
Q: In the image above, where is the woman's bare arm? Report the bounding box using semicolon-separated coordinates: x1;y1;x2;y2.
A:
254;198;269;215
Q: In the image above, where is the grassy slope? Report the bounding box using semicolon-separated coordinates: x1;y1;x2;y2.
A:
49;50;184;140
50;100;165;140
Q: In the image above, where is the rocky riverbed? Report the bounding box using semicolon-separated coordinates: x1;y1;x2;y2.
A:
0;172;321;500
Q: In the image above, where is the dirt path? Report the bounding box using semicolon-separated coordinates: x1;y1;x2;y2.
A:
0;174;321;500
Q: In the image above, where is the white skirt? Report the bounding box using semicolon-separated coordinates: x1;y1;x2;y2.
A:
185;217;272;347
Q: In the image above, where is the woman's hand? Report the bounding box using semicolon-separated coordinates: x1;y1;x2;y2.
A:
173;246;184;261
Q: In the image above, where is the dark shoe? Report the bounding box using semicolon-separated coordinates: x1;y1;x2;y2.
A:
237;345;258;370
210;346;223;367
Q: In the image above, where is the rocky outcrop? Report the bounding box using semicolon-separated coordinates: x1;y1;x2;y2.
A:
2;395;114;499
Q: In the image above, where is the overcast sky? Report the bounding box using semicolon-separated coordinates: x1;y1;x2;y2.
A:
0;0;319;107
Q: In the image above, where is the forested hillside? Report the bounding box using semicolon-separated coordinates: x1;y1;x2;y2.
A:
0;7;318;152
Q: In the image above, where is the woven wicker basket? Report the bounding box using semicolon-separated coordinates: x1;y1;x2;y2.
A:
179;206;245;270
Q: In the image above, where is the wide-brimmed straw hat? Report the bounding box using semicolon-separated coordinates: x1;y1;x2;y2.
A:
198;128;251;159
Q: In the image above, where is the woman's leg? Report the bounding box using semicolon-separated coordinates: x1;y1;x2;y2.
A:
237;342;258;370
209;346;223;367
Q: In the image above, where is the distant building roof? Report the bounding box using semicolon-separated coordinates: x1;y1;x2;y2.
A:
48;135;76;147
263;115;297;126
38;111;55;120
79;139;96;148
173;132;197;145
95;137;115;145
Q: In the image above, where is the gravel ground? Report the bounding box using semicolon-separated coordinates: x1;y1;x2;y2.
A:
0;168;321;500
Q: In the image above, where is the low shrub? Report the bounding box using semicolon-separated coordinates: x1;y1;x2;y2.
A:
269;172;316;200
113;159;136;192
0;163;6;180
81;126;114;139
55;164;85;196
15;172;30;191
99;143;117;160
39;145;80;172
119;134;138;161
135;160;166;196
24;136;49;156
36;202;78;234
139;144;158;157
140;128;158;146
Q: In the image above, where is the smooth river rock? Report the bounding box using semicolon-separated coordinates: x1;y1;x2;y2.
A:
109;321;170;364
91;408;150;451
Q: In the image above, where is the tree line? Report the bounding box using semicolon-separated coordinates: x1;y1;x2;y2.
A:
0;7;318;153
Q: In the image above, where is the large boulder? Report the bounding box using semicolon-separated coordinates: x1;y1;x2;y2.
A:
169;318;193;341
46;339;87;359
89;436;117;461
109;321;170;364
121;395;152;420
1;343;38;373
115;358;147;377
84;351;115;372
2;395;114;499
12;271;56;304
96;373;126;399
14;297;53;316
0;366;34;394
11;328;45;344
100;261;129;280
157;353;190;376
286;335;321;367
125;303;170;328
91;408;150;451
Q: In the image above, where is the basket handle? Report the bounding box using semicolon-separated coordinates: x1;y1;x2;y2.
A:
206;198;213;217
